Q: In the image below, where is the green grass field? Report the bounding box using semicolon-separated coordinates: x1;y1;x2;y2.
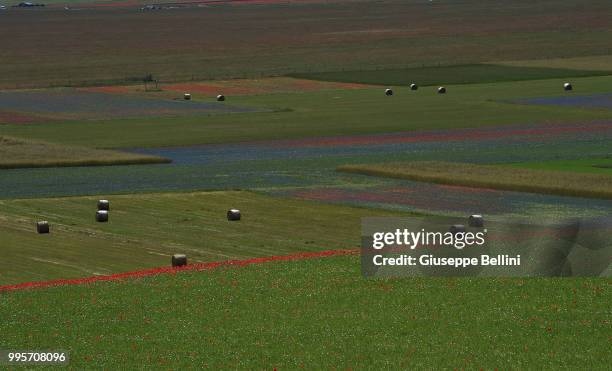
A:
0;191;406;285
2;75;612;148
0;136;169;169
337;161;612;199
1;255;610;369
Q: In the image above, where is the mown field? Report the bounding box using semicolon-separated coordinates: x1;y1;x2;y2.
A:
0;191;405;285
337;161;612;200
0;0;611;88
1;255;610;369
2;75;612;148
0;136;169;169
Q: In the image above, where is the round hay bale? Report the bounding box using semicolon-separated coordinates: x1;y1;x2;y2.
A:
96;210;109;223
563;82;573;91
97;199;110;211
438;86;446;94
385;88;393;96
36;221;49;234
410;83;418;91
449;224;465;234
468;214;484;228
172;254;187;267
184;93;192;100
227;209;241;221
216;94;226;102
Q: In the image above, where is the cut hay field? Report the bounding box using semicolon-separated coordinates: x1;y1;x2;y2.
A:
2;75;612;148
337;161;612;200
1;255;610;369
0;136;169;169
0;191;405;285
0;0;611;88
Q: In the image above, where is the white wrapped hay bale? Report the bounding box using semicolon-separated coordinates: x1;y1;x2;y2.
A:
227;209;241;221
36;221;50;234
563;82;573;91
216;94;226;102
172;254;187;267
438;86;446;94
410;83;418;91
97;199;110;211
184;93;192;100
468;214;484;228
385;88;393;96
96;210;109;223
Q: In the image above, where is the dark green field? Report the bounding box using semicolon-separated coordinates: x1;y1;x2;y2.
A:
290;64;612;87
508;158;612;174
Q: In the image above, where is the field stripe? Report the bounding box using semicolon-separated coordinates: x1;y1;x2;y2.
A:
0;249;358;293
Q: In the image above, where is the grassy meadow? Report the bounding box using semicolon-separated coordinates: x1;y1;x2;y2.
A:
0;191;406;285
1;255;610;369
2;75;612;148
337;161;612;200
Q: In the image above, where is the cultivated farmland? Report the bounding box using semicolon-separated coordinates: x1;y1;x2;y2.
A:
1;0;611;369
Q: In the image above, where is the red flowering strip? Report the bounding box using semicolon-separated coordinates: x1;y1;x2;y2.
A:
0;249;358;293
